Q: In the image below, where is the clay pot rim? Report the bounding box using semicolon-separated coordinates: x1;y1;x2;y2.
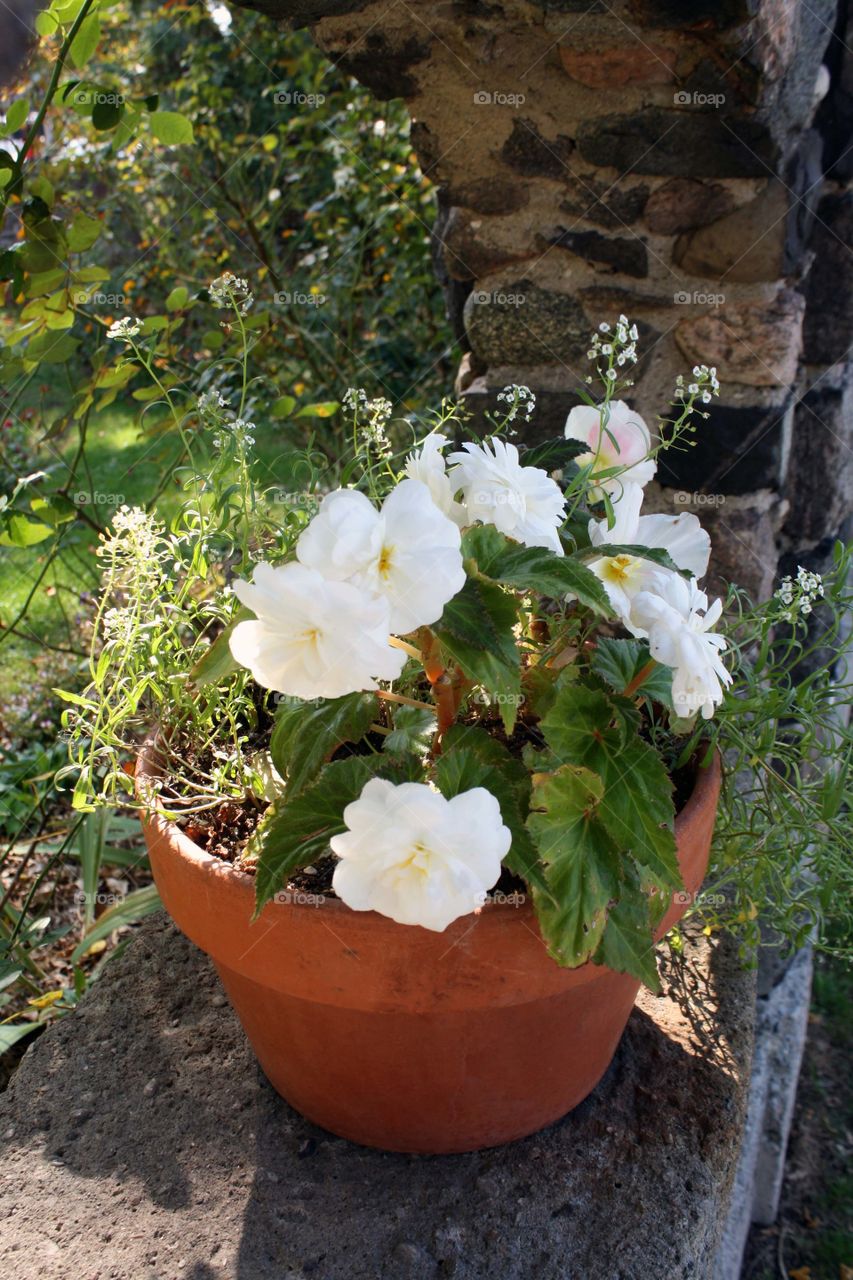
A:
136;730;721;927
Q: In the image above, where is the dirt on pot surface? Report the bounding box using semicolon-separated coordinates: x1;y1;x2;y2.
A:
740;944;853;1280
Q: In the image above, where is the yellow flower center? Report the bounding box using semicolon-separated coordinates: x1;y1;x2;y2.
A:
399;840;432;878
377;544;395;580
600;553;639;585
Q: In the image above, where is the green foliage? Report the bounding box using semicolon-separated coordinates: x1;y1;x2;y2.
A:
462;525;611;614
525;680;680;985
270;692;378;798
252;756;380;915
434;576;522;732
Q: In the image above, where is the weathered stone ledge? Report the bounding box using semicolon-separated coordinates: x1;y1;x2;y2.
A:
1;915;755;1280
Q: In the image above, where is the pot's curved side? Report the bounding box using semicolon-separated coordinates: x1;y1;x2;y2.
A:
138;744;720;1152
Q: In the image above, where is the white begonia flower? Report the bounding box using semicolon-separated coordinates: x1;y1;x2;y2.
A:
296;478;465;635
404;432;467;526
630;576;732;720
586;482;711;627
330;778;510;931
228;562;405;700
564;400;656;498
447;438;566;556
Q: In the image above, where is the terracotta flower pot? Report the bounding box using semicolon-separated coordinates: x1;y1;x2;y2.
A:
137;741;721;1154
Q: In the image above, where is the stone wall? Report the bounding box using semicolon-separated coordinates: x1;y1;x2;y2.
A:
234;0;853;601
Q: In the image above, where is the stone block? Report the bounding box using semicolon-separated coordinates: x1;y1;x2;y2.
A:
440;208;537;282
331;31;430;100
784;370;853;547
560;179;649;231
447;178;530;217
645;179;736;235
463;279;590;368
714;946;814;1276
656;398;793;495
674;290;804;387
673;181;790;283
547;226;649;277
576;109;775;179
682;490;781;600
802;192;853;365
501;118;574;180
559;43;677;88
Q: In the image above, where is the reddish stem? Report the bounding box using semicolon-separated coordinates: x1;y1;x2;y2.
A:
622;658;657;700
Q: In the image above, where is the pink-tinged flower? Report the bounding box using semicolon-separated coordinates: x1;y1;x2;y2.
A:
564;399;656;498
330;779;510;931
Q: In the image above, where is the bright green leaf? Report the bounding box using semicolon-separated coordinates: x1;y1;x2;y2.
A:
527;764;618;966
253;756;380;915
68;12;101;70
166;285;189;312
5;99;29;134
69;210;105;254
149;110;194;145
270;692;377;799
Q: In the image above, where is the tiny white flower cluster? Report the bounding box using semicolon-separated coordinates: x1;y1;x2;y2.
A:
105;504;162;556
343;389;394;457
776;566;825;620
587;315;639;374
675;364;720;406
197;389;229;418
496;384;536;426
101;606;137;645
342;387;368;413
362;397;393;458
106;317;141;342
98;505;166;591
208;272;253;315
213;418;256;451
